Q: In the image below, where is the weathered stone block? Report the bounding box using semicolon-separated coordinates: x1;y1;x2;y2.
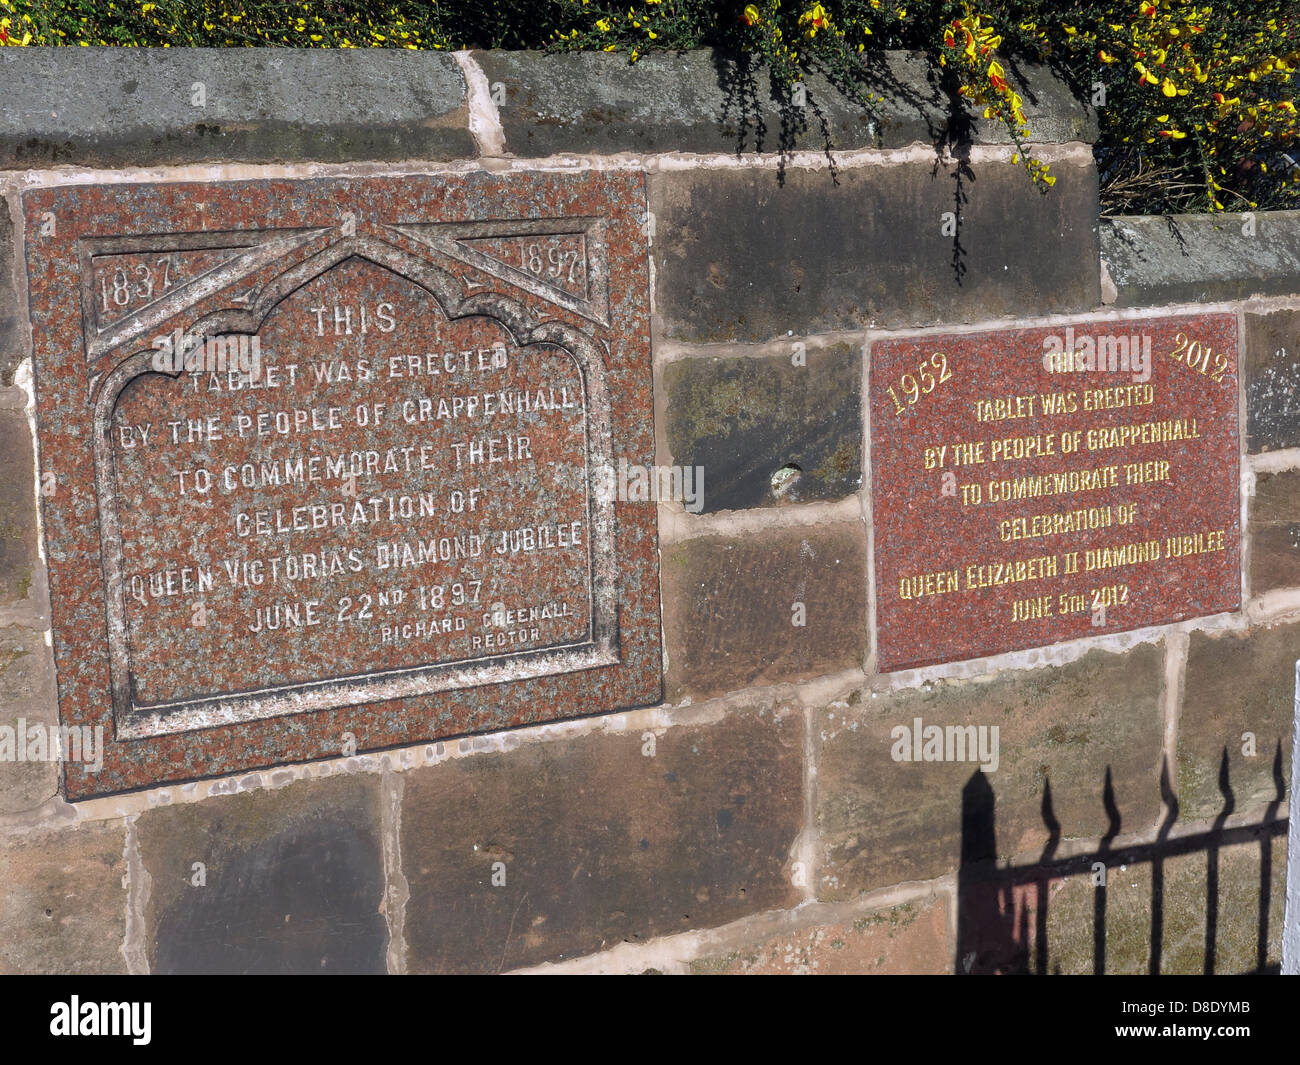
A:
650;157;1099;343
691;895;950;974
1249;471;1300;594
661;522;868;701
663;342;862;512
1103;212;1300;308
136;773;387;974
477;49;866;157
0;48;472;167
475;49;1095;158
1179;624;1297;822
0;626;58;814
1161;837;1284;974
401;702;803;973
817;644;1165;898
1035;835;1284;974
0;410;37;605
0;196;19;388
1244;308;1300;453
0;625;52;708
0;821;127;974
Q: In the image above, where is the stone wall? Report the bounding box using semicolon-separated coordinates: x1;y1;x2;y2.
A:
0;48;1295;974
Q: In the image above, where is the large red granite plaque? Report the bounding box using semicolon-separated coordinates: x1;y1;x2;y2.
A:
22;173;661;798
871;313;1240;672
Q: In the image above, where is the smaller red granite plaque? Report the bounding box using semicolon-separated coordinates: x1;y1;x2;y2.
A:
870;313;1241;672
22;172;661;798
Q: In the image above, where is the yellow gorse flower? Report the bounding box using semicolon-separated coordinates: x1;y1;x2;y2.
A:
798;4;830;38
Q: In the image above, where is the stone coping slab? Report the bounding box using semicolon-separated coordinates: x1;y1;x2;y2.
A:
0;47;1096;169
1102;211;1300;307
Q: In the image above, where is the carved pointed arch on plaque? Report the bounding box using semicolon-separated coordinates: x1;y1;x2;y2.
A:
79;227;335;364
388;217;611;327
91;228;621;738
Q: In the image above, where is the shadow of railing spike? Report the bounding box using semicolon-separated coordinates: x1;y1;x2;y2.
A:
1093;767;1121;975
1040;778;1062;859
1205;748;1236;975
1217;746;1237;822
1150;759;1180;975
1159;758;1181;832
1102;766;1122;844
1035;779;1060;975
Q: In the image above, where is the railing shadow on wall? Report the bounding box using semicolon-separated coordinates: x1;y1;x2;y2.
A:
955;744;1287;975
